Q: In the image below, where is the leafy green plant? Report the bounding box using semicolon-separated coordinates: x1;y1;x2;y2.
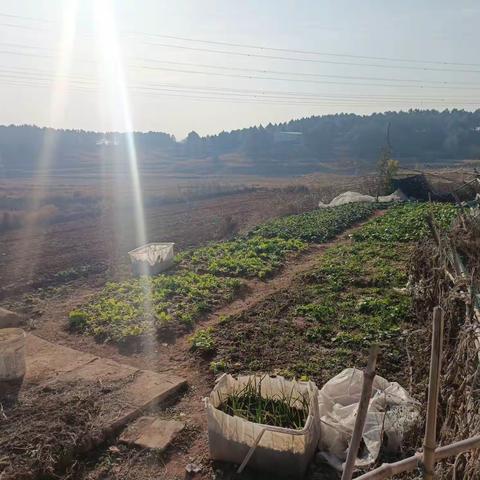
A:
305;325;334;342
177;236;306;279
69;272;241;343
353;202;457;242
210;359;228;374
68;310;88;331
250;203;374;243
190;327;216;353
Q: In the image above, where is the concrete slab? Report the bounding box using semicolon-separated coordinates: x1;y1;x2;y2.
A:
119;416;185;451
58;357;137;384
122;369;186;409
25;334;97;384
23;334;187;437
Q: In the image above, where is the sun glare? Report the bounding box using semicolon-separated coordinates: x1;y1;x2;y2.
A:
15;0;79;284
93;0;147;248
93;0;154;358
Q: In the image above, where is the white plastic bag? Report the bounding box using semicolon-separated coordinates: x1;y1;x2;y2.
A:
206;374;320;478
317;368;419;470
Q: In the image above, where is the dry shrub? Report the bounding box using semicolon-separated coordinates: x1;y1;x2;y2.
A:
0;381;101;479
219;214;239;239
0;204;60;234
408;211;480;479
0;375;136;480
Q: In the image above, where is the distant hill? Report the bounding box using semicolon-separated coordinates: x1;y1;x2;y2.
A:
1;109;480;177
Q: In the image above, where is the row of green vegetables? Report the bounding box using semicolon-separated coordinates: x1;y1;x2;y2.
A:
69;202;458;344
204;241;414;383
68;202;374;343
196;202;459;382
176;202;374;277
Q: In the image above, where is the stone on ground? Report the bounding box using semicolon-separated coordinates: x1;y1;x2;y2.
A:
119;416;185;451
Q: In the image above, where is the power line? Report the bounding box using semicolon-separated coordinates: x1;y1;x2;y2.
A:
141;41;480;74
132;58;480;87
3;77;478;109
2;56;480;108
0;72;478;109
5;41;480;89
3;62;480;104
2;46;480;93
0;21;50;31
0;12;51;23
126;31;480;69
1;11;479;69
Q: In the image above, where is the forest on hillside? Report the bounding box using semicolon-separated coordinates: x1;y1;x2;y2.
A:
1;109;480;176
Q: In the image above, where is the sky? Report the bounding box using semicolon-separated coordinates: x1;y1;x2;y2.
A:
0;0;479;140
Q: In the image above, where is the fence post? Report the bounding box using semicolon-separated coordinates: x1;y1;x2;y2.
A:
423;307;444;480
341;344;380;480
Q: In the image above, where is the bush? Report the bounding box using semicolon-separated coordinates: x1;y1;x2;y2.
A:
68;310;88;331
190;327;215;353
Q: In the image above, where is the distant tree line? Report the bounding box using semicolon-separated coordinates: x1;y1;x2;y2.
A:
194;109;480;162
1;109;480;176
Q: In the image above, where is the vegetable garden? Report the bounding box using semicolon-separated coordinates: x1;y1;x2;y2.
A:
208;202;457;386
69;201;456;353
69;202;375;344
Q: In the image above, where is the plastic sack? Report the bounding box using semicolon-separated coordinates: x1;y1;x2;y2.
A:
206;374;320;478
319;192;375;208
128;242;174;276
378;189;408;203
318;368;419;470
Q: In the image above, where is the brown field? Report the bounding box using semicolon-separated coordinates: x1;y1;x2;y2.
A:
0;171;372;299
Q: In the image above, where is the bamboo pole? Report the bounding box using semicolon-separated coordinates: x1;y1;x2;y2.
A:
341;344;380;480
353;435;480;480
423;306;444;480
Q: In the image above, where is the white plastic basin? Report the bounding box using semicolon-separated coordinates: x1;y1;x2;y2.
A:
128;242;175;276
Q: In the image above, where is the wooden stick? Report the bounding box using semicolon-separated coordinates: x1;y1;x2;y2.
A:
341;344;380;480
423;306;444;480
354;435;480;480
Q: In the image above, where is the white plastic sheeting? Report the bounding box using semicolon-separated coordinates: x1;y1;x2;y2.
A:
128;242;174;276
319;191;375;208
378;189;408;203
317;368;419;470
206;374;320;478
318;189;407;208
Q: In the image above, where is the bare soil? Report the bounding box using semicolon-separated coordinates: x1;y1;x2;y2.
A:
0;189;316;300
